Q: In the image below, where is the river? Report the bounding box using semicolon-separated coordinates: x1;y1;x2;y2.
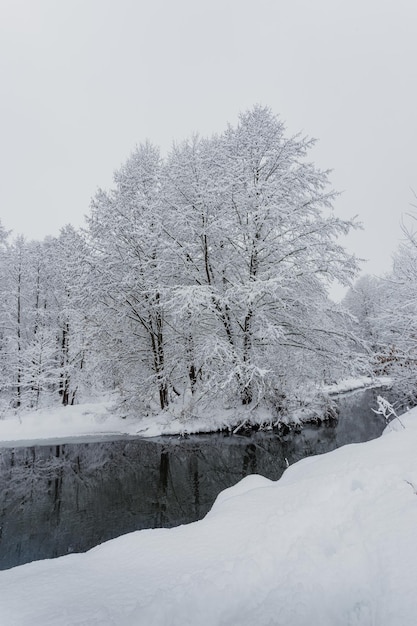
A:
0;388;390;570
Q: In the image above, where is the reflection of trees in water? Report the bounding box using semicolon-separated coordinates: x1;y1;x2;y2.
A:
242;443;257;476
154;449;169;527
0;437;287;568
0;390;389;569
0;441;154;568
1;446;62;507
153;447;202;526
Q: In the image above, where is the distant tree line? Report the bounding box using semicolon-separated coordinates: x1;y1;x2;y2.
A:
344;209;417;406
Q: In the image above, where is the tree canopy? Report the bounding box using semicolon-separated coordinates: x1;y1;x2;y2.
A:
0;107;363;422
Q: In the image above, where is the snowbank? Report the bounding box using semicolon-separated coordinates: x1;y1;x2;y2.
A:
0;400;136;446
322;375;390;396
0;377;391;444
0;406;416;625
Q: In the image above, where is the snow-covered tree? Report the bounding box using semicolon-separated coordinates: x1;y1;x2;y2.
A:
375;214;417;400
50;226;93;405
342;274;388;376
87;143;175;411
1;236;32;407
163;106;359;411
343;275;382;348
0;228;94;410
0;222;11;408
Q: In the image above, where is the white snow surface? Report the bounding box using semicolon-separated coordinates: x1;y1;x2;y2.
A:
0;404;416;624
0;377;389;444
0;399;133;447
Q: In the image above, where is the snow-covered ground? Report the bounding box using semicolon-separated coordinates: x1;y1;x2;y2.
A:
321;375;390;396
0;376;390;444
0;400;132;447
0;401;416;624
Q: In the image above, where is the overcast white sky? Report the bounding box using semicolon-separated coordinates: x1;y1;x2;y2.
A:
1;0;416;297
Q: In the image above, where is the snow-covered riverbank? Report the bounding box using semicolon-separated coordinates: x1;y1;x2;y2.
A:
0;376;390;445
0;401;415;625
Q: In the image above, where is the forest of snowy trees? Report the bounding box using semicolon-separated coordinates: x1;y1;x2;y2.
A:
343;212;417;406
0;107;415;421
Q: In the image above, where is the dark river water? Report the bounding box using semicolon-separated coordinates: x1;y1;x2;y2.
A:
0;388;390;570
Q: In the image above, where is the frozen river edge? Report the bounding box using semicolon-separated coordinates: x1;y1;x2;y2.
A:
0;376;390;447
